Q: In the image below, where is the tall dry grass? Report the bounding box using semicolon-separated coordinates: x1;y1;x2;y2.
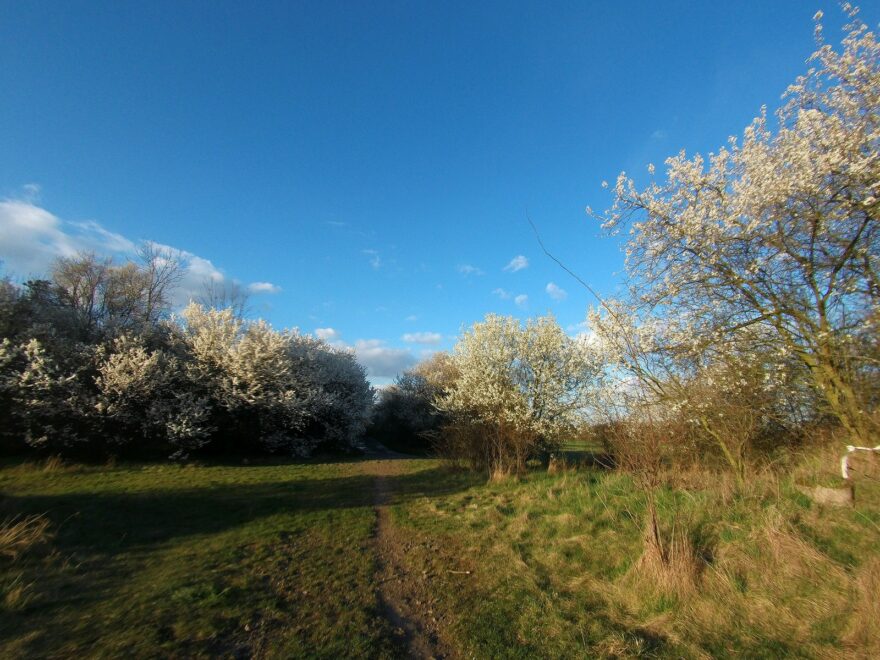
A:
574;426;879;656
0;515;52;561
844;557;880;654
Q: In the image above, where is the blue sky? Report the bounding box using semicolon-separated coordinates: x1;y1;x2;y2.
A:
1;1;876;384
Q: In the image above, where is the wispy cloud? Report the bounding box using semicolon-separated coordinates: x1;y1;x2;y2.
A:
515;294;528;308
546;282;568;301
21;183;41;203
405;314;418;322
248;281;282;294
503;255;529;272
402;331;442;345
68;220;137;253
363;249;382;269
650;128;668;141
492;288;512;300
311;328;418;381
457;263;484;276
0;204;62;272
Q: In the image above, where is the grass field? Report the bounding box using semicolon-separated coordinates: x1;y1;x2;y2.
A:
390;463;880;658
0;458;411;658
1;451;878;658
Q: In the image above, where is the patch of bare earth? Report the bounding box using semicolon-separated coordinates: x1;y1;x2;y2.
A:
371;460;457;659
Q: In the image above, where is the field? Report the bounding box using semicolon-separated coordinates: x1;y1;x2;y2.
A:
1;450;879;658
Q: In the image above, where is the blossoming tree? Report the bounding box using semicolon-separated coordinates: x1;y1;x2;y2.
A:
439;314;603;476
592;8;879;448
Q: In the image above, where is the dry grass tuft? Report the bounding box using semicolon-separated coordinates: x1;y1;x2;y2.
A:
42;455;65;472
844;557;880;654
547;456;571;475
633;519;704;597
756;510;840;584
2;573;36;611
488;467;519;483
595;630;654;658
0;515;52;561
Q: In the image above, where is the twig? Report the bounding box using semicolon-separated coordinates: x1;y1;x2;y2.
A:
527;212;651;403
527;214;611;313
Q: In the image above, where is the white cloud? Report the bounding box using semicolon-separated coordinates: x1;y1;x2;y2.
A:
546;282;568;301
573;328;598;346
0;199;140;277
457;263;484;276
353;339;417;378
69;220;137;253
405;314;418;322
565;320;599;346
315;327;340;341
312;329;417;381
402;331;442;345
0;200;76;276
363;249;382;269
139;241;228;306
515;294;528;308
503;255;529;272
248;281;282;294
492;288;512;300
0;196;277;308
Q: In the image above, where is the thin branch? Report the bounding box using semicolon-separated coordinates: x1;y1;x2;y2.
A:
527;213;612;315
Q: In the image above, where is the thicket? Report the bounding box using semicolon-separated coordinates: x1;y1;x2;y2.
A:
367;352;457;454
0;250;372;459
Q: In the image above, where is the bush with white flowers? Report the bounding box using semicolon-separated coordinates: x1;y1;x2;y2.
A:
438;314;603;476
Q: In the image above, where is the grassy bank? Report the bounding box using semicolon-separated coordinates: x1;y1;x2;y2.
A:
387;452;880;658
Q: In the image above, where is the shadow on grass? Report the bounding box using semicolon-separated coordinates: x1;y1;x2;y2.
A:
0;466;477;554
0;462;481;654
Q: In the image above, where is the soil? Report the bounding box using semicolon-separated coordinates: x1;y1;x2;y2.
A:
368;450;457;659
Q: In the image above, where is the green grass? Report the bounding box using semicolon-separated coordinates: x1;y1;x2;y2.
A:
387;460;880;658
0;458;408;658
2;451;878;658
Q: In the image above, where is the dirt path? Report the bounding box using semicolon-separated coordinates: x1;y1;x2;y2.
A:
369;456;455;659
